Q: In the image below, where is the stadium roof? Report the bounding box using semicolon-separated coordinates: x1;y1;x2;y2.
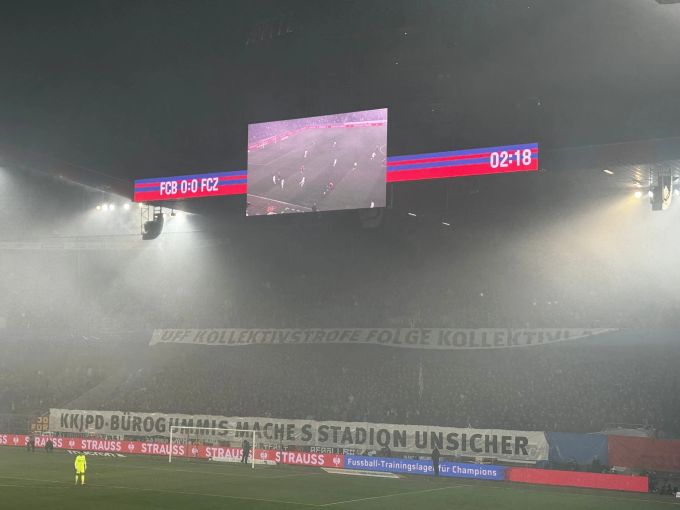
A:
1;0;679;212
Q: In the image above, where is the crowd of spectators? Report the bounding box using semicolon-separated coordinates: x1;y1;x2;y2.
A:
99;339;680;438
3;167;680;439
0;339;115;415
248;108;387;144
4;222;680;339
3;234;680;438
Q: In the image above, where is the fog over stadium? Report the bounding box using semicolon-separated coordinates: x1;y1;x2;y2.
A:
1;1;680;508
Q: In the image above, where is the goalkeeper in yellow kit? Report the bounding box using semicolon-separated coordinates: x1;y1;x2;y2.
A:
74;452;87;486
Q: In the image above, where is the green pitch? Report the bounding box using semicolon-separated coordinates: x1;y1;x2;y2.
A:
0;448;675;510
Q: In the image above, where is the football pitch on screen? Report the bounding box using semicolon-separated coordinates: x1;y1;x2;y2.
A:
0;448;674;510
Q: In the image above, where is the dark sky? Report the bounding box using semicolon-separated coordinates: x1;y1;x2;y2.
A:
1;0;680;185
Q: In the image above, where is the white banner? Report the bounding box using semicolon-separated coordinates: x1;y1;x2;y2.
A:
49;409;548;462
149;328;616;350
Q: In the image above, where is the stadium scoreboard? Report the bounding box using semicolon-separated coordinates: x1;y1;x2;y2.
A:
134;170;246;202
246;108;388;216
133;107;538;214
386;143;538;183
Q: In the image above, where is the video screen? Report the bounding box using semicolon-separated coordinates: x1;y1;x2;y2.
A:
246;108;387;216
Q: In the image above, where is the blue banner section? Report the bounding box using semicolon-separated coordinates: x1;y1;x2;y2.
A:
345;455;506;480
546;433;608;466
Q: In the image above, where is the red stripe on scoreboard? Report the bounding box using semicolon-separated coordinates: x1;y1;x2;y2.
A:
133;171;247;202
386;143;539;183
133;143;538;202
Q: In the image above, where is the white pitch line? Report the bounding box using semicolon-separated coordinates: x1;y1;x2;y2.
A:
99;463;272;479
257;144;305;166
252;133;319;167
478;482;680;507
143;465;325;480
0;483;71;490
0;475;68;485
0;474;316;507
247;193;312;211
90;483;319;507
320;485;466;507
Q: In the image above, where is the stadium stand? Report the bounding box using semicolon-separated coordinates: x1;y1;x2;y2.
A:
98;342;680;437
3;331;678;438
2;237;680;438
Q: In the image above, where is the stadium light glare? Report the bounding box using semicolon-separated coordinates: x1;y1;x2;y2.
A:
109;203;116;211
96;205;102;211
634;191;643;199
123;203;131;210
648;190;654;199
603;169;614;175
674;189;680;197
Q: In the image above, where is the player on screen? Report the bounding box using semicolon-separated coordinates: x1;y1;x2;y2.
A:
333;158;338;167
371;151;376;160
352;162;358;171
74;451;87;485
304;149;308;158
